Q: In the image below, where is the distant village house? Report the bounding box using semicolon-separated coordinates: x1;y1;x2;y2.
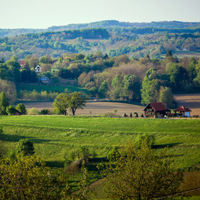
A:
35;65;42;73
19;60;26;68
143;102;171;118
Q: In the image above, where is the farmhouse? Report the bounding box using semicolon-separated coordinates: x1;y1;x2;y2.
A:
19;60;26;68
143;102;171;118
35;65;42;73
174;106;191;117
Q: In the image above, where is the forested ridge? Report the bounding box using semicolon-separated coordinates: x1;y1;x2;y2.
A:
1;20;200;60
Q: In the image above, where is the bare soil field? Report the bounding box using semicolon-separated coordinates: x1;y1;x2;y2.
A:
174;93;200;116
22;101;145;116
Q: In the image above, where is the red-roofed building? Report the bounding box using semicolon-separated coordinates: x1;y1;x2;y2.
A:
19;60;26;68
174;106;191;117
143;102;171;118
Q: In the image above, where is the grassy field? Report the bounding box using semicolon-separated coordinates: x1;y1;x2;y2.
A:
1;116;200;198
16;84;88;94
1;116;200;170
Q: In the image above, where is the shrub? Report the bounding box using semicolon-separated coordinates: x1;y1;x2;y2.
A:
135;133;155;148
103;112;116;117
16;103;26;114
134;112;138;117
51;107;66;115
40;109;50;115
107;146;120;161
6;106;16;115
16;139;35;156
27;107;40;115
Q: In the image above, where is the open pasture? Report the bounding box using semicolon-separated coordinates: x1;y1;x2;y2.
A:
16;84;88;93
1;116;200;170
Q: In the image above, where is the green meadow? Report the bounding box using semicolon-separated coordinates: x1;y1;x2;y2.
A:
16;84;88;93
1;116;200;171
1;116;200;197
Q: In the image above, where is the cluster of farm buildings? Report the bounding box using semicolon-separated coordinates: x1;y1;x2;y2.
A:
144;102;192;118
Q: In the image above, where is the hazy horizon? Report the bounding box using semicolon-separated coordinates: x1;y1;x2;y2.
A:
1;0;200;29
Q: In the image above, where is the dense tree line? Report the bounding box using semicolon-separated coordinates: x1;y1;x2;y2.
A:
1;51;200;107
1;24;200;60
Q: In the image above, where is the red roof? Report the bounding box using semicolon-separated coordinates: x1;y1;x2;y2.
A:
174;106;191;112
143;102;169;111
20;60;26;65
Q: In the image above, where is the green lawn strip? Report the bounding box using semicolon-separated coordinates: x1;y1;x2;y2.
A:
1;116;200;134
16;85;88;93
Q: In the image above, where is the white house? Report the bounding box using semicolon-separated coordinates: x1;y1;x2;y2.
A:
35;65;42;73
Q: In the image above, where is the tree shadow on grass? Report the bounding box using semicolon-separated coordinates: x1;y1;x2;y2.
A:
152;143;182;149
0;133;58;143
45;161;65;168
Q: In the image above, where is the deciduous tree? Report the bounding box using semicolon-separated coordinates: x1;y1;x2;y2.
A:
99;140;183;200
0;92;9;115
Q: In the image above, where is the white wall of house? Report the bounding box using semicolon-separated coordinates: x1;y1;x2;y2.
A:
185;112;190;117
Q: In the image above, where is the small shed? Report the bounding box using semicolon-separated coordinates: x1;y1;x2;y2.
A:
174;106;191;117
14;110;22;115
143;102;171;118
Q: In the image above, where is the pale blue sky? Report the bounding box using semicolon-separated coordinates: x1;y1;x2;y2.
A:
1;0;200;29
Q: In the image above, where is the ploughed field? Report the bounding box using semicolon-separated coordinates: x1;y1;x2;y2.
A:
1;116;200;171
22;101;145;116
174;93;200;116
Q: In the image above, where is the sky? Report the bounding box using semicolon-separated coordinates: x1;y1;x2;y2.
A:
1;0;200;29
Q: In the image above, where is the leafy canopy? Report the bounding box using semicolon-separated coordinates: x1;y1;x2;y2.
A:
99;139;183;200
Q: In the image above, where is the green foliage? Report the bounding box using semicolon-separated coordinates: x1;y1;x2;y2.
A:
135;133;155;148
27;107;40;115
16;103;26;114
52;93;69;116
99;140;183;199
0;92;9;115
40;108;50;115
16;139;35;156
159;86;176;108
106;146;120;161
0;156;71;199
0;79;17;104
67;92;87;116
6;105;16;115
141;76;160;105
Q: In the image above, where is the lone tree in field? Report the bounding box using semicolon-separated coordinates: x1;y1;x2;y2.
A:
17;139;35;156
99;139;183;200
67;92;87;116
53;92;87;116
52;93;69;115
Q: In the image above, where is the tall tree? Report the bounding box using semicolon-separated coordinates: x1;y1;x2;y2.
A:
6;61;21;83
159;87;175;108
0;92;9;115
99;140;183;200
52;93;69;116
122;75;141;101
0;79;17;104
67;92;87;116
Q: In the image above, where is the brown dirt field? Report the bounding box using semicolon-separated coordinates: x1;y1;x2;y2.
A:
22;101;145;116
174;93;200;116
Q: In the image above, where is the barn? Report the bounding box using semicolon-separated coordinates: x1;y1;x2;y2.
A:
174;106;191;117
143;102;171;118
